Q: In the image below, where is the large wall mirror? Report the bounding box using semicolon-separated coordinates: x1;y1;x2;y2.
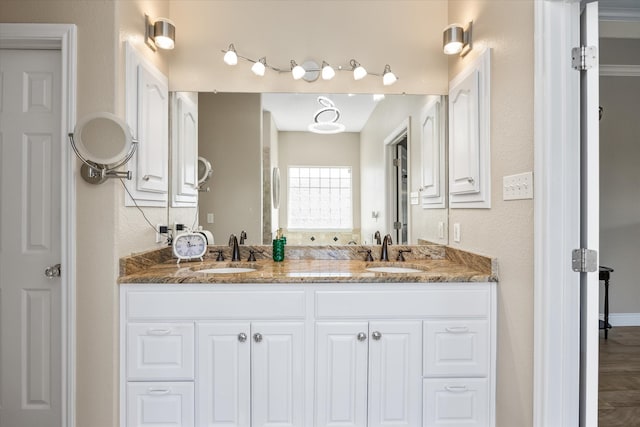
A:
167;91;448;246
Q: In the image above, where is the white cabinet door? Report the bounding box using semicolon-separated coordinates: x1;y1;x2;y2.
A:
197;322;251;427
423;320;489;378
124;41;169;207
171;92;198;207
448;48;491;209
127;323;194;381
251;322;304;427
420;97;446;208
126;382;194;427
315;322;369;427
368;321;422;427
423;378;488;427
449;69;480;196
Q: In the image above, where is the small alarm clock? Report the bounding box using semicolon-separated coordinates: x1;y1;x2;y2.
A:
173;232;207;264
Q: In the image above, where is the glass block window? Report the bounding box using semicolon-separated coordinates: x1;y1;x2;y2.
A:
287;166;353;229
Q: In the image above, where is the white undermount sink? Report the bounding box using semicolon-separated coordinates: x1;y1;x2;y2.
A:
365;266;423;274
197;267;257;274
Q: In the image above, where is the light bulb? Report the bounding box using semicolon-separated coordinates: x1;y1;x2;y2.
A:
321;61;335;80
152;19;175;50
353;65;367;80
223;44;238;65
350;60;367;80
443;24;464;55
291;61;306;80
251;57;266;76
382;65;397;86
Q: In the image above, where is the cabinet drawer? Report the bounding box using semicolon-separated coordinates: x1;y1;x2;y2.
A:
127;323;194;380
126;381;194;427
423;378;488;427
423;320;489;377
126;290;305;319
316;289;490;319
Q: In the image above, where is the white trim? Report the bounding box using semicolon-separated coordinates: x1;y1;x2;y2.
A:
601;313;640;327
0;23;77;427
533;2;581;427
600;64;640;76
383;118;411;243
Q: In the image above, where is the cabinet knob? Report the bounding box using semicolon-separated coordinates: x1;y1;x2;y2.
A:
357;332;367;341
253;332;263;343
371;331;382;340
238;332;247;342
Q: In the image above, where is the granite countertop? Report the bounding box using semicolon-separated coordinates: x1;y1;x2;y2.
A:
118;245;498;284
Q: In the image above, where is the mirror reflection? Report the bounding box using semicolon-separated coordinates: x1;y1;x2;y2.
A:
181;92;448;246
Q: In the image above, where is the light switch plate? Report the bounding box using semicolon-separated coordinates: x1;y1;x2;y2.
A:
503;172;533;200
207;213;214;224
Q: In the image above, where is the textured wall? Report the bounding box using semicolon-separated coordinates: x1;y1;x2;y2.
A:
448;1;535;426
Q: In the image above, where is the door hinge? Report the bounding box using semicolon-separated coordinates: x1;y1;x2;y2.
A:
572;46;597;71
572;248;598;273
393;158;401;167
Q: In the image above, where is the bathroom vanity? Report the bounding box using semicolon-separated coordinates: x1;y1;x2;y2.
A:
118;246;497;427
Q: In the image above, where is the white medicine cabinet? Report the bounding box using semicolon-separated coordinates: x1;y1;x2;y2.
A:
448;48;491;208
170;92;199;207
124;42;169;207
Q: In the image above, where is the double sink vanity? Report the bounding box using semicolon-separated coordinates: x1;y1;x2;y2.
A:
118;244;498;427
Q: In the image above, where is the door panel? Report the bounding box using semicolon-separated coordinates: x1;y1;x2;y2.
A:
316;322;369;427
368;321;422;427
579;2;599;426
197;322;250;427
0;48;62;427
251;322;304;427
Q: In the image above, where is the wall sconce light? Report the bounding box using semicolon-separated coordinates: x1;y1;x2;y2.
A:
145;14;175;51
221;43;397;86
290;60;306;80
321;61;336;80
251;57;267;76
223;43;238;65
382;65;397;86
443;21;473;56
350;59;368;80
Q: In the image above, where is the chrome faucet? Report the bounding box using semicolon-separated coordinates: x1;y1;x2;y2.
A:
239;230;247;245
229;234;241;261
380;234;392;261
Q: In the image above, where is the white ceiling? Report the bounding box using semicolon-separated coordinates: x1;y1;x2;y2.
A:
261;93;383;133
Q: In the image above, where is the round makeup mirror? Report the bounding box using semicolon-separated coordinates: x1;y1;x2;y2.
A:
73;112;133;166
197;156;213;191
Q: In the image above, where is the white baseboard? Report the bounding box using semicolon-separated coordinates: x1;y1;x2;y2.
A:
600;313;640;327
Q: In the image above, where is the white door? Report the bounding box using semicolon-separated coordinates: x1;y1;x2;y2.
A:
251;322;304;427
368;321;422;427
0;49;62;427
197;322;251;427
315;322;368;427
579;2;600;426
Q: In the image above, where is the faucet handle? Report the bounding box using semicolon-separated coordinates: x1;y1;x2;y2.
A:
359;249;374;262
216;250;225;261
397;249;412;262
247;249;264;262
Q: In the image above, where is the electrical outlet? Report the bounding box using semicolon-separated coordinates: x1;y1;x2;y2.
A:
453;223;461;243
503;172;533;200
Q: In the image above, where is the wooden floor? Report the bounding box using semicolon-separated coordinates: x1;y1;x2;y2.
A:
599;326;640;426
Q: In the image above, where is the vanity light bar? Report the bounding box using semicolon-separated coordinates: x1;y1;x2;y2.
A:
221;44;398;85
